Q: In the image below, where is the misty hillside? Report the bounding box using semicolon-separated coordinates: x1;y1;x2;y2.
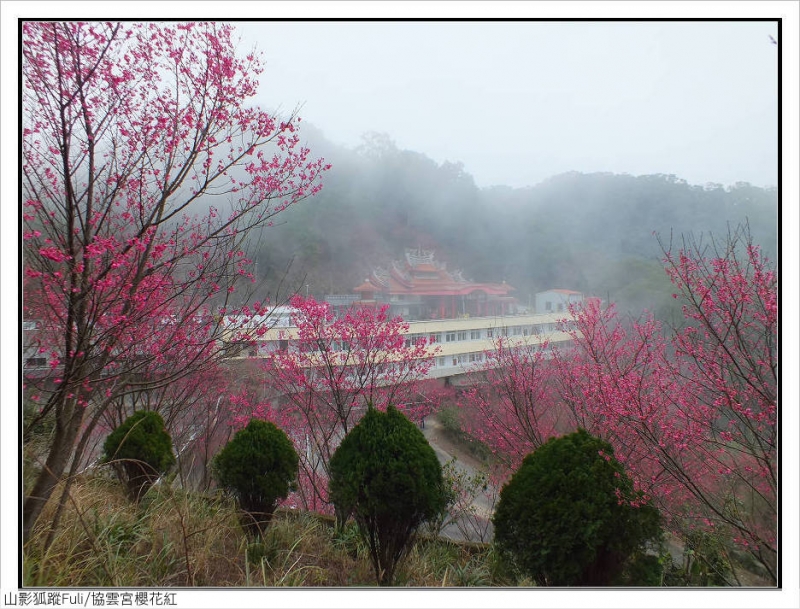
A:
249;127;778;322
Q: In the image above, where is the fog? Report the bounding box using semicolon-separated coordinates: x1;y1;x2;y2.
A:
223;17;782;325
235;20;778;190
240;120;778;325
6;6;797;605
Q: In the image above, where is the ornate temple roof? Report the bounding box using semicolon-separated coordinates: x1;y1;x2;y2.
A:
353;249;514;297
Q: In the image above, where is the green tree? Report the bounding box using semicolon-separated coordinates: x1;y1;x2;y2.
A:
102;411;175;502
493;429;663;586
213;419;298;537
328;404;447;585
663;530;734;586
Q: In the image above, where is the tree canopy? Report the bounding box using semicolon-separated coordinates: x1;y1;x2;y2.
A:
493;429;663;586
328;404;447;585
213;418;298;536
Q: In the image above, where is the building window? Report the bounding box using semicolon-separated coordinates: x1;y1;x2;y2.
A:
457;331;467;341
445;332;456;342
429;333;439;344
470;330;481;340
557;303;564;312
406;333;425;347
487;328;494;338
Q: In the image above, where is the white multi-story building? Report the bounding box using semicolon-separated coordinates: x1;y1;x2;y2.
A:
534;289;585;314
220;251;587;378
222;310;576;380
401;312;574;378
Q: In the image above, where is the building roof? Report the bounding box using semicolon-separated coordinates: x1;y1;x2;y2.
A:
354;248;514;298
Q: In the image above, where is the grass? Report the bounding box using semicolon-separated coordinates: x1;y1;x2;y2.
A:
436;407;493;463
23;417;773;589
23;469;771;588
25;473;246;586
23;471;508;587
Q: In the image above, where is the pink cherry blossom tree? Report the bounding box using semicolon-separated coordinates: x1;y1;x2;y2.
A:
661;226;776;580
261;296;436;513
22;21;328;544
556;225;777;582
459;336;573;472
100;361;236;493
463;224;775;582
222;390;327;515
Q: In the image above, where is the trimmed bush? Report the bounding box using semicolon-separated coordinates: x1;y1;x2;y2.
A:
329;404;447;586
213;418;298;537
102;411;175;502
492;428;663;586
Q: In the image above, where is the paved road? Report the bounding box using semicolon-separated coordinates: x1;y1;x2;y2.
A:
420;418;775;583
421;416;495;543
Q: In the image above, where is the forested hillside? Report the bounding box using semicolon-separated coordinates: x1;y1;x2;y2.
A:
250;127;778;321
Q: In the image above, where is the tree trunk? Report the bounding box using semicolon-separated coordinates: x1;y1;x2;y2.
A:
22;406;84;546
334;504;351;532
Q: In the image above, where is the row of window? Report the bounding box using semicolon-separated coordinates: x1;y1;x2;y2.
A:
404;324;561;347
544;301;568;312
238;321;573;357
434;342;558;370
435;352;485;368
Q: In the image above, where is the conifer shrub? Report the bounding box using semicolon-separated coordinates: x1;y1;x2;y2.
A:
102;411;175;502
212;418;298;537
328;404;448;586
492;428;663;586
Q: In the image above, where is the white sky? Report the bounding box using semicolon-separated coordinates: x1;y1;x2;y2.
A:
235;19;778;189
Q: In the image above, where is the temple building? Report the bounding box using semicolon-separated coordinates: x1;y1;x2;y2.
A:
217;248;587;382
352;248;518;320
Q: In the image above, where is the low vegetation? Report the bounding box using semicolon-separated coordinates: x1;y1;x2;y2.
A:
493;429;663;586
22;418;770;588
213;419;299;537
436;406;493;463
329;405;448;585
22;471;510;587
102;411;176;503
